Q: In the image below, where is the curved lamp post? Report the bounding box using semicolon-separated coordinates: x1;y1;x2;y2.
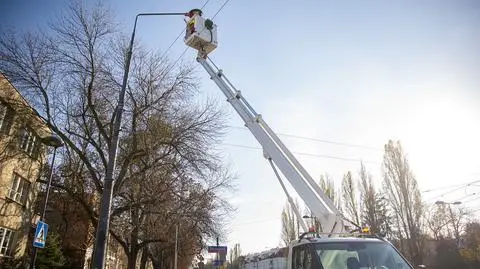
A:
30;134;64;269
91;11;188;269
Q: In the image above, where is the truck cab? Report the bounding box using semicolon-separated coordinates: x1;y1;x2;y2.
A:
288;237;414;269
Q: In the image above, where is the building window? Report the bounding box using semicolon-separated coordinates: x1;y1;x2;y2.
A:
0;227;15;257
7;173;31;205
0;100;14;134
19;127;41;158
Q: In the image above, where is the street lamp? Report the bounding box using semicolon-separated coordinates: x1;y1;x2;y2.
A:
30;134;64;269
90;10;189;269
435;200;462;205
302;215;319;233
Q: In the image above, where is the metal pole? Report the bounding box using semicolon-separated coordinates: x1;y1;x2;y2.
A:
90;12;187;269
216;237;219;269
30;147;59;269
174;224;179;269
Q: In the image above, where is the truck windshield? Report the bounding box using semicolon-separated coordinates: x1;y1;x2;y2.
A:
311;241;412;269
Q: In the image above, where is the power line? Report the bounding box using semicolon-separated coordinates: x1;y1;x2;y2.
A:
212;0;232;19
425;185;476;202
228;126;382;151
422;179;480;193
463;195;480;204
454;192;478;202
221;142;380;164
424;180;480;202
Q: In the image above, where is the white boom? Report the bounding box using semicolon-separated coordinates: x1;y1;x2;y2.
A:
184;10;346;234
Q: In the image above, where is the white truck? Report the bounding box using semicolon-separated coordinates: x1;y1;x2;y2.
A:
184;9;423;269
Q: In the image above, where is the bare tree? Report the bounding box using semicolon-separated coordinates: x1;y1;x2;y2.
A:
425;204;450;240
382;140;424;265
318;173;341;210
280;199;301;246
341;171;360;225
314;174;341;232
444;205;470;246
358;163;390;235
0;2;233;268
228;243;242;269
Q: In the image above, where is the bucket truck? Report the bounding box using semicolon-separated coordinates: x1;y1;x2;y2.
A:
184;9;419;269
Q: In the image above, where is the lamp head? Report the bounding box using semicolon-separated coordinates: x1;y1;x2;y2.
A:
41;134;64;148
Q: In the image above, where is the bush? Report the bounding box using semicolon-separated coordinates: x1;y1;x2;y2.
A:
35;232;66;269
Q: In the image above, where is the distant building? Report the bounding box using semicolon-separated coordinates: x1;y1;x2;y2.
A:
0;73;53;261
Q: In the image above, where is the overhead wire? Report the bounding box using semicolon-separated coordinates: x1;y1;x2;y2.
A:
212;0;232;18
422;179;480;193
425;184;476;202
453;192;478;202
221;142;380;164
463;195;480;204
228;125;382;151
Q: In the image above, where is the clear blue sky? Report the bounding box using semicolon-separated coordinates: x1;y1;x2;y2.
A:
2;0;479;255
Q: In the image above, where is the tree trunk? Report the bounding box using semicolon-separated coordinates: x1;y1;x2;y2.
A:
127;248;138;269
152;259;162;269
140;248;149;269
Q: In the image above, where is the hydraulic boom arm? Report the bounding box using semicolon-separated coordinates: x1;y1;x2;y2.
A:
184;10;346;234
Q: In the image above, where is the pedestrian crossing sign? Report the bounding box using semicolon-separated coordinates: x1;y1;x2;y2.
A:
33;221;48;248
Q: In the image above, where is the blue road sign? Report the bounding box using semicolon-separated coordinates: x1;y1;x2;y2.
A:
208;245;227;253
33;221;49;248
213;260;224;266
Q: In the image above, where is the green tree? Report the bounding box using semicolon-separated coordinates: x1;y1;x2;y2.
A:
36;232;66;269
434;239;466;269
459;222;480;268
0;257;25;269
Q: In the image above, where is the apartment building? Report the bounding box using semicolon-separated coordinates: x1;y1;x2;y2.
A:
0;73;53;260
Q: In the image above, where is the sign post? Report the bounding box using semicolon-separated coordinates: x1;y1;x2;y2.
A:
33;221;49;248
207;246;228;253
208;239;227;269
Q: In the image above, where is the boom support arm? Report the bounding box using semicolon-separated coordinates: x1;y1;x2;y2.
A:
197;57;345;234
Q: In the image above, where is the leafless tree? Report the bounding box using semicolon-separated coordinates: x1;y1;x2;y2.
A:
318;173;341;210
280;199;302;246
0;2;233;268
358;163;390;235
444;205;470;246
425;204;450;240
341;171;360;225
382;140;424;265
228;243;242;269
